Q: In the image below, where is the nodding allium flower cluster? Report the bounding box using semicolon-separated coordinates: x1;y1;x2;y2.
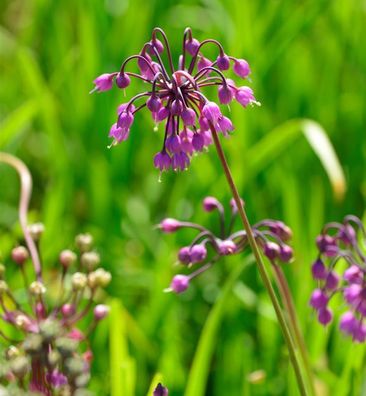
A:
92;27;259;172
158;196;293;294
310;215;366;342
0;228;111;395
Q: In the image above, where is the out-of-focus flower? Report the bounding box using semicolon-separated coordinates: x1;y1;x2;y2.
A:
92;27;259;172
310;215;366;342
159;197;293;293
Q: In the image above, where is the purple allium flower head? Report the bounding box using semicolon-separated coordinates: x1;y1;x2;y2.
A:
160;197;293;291
92;28;257;171
154;383;169;396
170;274;190;293
233;59;250;78
310;215;366;342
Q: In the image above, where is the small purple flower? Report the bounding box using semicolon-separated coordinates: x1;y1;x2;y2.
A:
190;244;207;263
318;307;333;326
181;108;196;126
92;73;115;92
216;53;230;70
218;85;234;105
159;218;182;233
203;196;221;212
339;311;358;335
218;240;237;255
325;271;339;290
169;275;190;293
154;151;171;171
263;242;280;260
235;86;256;107
233;59;250;78
311;259;327;280
116;73;131;89
178;247;192;265
279;245;293;263
309;289;328;310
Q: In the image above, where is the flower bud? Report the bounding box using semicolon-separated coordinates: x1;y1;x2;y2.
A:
263;242;280;260
6;346;20;360
59;249;77;268
29;281;46;296
318;307;333;325
169;274;190;293
185;38;200;56
178;247;191;265
11;246;29;265
202;196;220;212
309;289;328;309
147;95;162;113
216;53;230;70
10;356;29;378
48;350;61;368
190;244;207;264
218;240;237;255
116;72;130;89
279;245;293;262
62;303;76;318
72;272;87;291
81;251;100;271
159;218;182;233
233;59;250;78
311;259;327;280
75;233;93;253
23;334;43;354
55;337;78;357
28;222;45;241
94;304;110;320
181;107;196;126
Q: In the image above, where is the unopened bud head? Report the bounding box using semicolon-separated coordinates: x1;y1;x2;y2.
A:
72;272;87;291
28;222;45;241
159;218;182;233
59;249;77;268
75;233;93;252
94;304;110;320
29;281;46;296
11;246;29;265
81;251;100;271
10;356;29;378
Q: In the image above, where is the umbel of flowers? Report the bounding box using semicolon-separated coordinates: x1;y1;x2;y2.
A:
310;215;366;342
0;230;111;395
92;27;259;172
158;196;293;293
0;153;111;395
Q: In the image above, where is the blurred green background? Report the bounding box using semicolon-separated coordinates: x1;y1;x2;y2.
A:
0;0;365;395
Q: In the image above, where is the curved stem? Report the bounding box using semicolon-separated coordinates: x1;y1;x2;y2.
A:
0;152;42;281
208;123;308;396
273;263;315;396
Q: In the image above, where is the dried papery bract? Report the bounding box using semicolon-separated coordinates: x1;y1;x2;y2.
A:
0;153;111;395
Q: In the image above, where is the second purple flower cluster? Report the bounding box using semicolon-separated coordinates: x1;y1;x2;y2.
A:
310;215;366;342
159;196;293;293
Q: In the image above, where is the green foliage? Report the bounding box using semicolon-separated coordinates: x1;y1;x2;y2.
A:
0;0;365;395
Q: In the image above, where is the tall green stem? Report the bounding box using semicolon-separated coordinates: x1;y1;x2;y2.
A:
273;264;315;396
209;123;308;396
